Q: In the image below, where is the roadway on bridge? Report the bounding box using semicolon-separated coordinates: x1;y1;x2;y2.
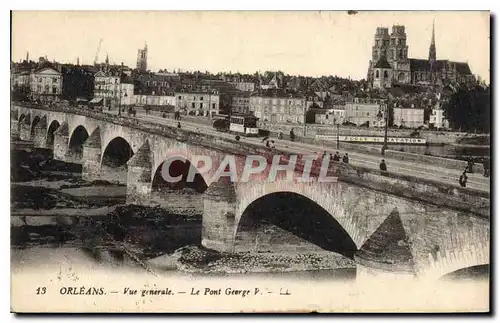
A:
107;111;490;192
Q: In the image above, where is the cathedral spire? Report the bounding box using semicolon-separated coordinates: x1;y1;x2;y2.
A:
428;19;436;66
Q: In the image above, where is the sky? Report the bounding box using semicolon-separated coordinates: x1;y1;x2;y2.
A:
11;11;490;83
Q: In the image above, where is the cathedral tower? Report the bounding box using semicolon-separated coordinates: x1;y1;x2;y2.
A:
136;43;148;72
388;25;408;63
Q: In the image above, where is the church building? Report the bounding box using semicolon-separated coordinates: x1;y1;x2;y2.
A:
367;23;475;89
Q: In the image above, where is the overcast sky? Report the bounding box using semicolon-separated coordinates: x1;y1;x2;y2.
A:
11;11;490;83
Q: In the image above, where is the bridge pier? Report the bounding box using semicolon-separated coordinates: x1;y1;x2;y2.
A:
11;116;19;139
354;208;417;281
19;120;31;141
126;141;153;205
32;116;47;148
53;122;69;162
82;128;102;182
202;177;238;252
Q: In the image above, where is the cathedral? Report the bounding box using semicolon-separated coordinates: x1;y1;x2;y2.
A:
367;23;475;89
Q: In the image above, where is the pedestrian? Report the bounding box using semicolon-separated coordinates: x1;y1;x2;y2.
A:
379;159;387;171
466;157;475;174
290;129;295;142
342;153;349;164
333;151;341;161
459;170;468;188
322;151;327;158
278;132;283;140
266;140;270;148
483;158;490;177
270;140;276;148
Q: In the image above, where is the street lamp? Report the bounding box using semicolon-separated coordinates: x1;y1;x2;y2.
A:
379;90;392;156
303;103;307;137
335;118;340;149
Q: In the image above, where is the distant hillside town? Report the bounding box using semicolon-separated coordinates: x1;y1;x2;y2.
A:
11;23;488;132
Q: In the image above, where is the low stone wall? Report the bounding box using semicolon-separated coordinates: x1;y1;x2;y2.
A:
257;121;489;145
384;149;485;173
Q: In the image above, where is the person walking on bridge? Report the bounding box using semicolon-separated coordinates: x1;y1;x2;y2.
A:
379;159;387;171
459;169;468;188
342;153;349;164
483;158;490;177
333;151;341;162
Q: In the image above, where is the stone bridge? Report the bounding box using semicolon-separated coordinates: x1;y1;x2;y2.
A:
11;104;491;281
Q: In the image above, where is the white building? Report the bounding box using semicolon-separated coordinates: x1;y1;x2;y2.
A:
30;66;62;102
93;69;135;107
393;107;425;128
134;94;176;107
231;82;255;92
430;107;450;129
345;97;386;127
174;90;221;117
315;106;345;125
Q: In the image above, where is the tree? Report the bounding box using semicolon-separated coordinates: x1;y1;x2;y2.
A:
443;85;490;133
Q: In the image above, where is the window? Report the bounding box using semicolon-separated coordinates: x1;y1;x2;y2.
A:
212;103;216;109
366;112;370;116
52;77;58;83
200;103;203;109
325;114;329;120
200;97;203;101
384;71;389;78
375;70;379;78
192;103;195;108
52;86;57;94
178;96;182;100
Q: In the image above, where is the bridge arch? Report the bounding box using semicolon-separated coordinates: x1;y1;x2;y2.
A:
152;157;209;193
18;113;26;123
68;125;89;162
236;181;365;249
30;115;41;138
236;191;358;259
100;136;135;184
421;242;489;281
46;120;61;148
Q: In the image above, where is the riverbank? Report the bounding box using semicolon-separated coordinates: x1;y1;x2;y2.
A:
146;245;356;275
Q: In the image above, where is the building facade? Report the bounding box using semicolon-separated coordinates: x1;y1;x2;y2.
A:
30;66;63;102
231;82;255;92
231;93;251;114
93;69;134;107
249;89;307;124
134;94;176;107
367;23;475;89
175;91;221;117
392;107;425;128
315;106;346;125
345;97;386;127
